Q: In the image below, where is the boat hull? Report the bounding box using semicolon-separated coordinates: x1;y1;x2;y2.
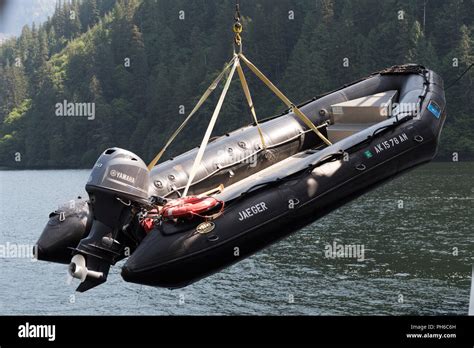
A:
122;66;446;287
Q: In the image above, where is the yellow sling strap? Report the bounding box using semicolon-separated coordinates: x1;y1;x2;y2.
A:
238;53;332;146
182;58;239;197
236;60;267;150
147;56;237;170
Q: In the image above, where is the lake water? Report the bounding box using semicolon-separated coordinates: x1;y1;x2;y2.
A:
0;162;472;315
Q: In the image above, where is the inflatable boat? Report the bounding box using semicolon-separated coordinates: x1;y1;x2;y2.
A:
35;64;446;292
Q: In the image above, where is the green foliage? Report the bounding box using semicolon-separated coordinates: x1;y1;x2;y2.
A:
0;0;473;168
4;99;31;125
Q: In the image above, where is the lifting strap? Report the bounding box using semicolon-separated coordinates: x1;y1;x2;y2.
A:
238;53;332;146
182;57;239;197
147;56;237;170
146;4;332;200
236;59;267;150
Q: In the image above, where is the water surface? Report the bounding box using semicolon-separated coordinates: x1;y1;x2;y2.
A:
0;162;472;315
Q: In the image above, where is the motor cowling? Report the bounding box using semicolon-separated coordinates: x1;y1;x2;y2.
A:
71;147;150;292
86;147;150;203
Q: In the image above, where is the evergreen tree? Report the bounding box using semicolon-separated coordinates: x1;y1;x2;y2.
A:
1;0;473;167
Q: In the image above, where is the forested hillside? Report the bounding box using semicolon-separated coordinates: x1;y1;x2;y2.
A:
0;0;472;168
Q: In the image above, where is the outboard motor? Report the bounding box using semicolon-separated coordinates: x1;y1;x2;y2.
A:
69;148;150;292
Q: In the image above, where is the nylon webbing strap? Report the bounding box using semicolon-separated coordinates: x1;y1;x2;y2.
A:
238;53;332;146
147;56;237;170
182;58;238;197
236;60;267;150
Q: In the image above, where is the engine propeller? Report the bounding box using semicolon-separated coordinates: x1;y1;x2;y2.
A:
68;254;104;282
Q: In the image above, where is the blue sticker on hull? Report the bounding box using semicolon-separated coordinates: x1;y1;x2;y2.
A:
428;100;441;119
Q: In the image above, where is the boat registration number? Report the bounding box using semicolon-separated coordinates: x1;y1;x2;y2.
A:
373;133;408;154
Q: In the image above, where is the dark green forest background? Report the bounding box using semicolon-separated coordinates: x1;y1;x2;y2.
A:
0;0;472;168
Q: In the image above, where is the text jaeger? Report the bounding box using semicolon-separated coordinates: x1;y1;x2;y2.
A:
238;202;268;221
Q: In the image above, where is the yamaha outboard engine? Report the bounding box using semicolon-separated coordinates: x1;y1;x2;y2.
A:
69;148;150;292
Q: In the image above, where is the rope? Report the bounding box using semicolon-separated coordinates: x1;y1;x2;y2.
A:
147;56;237;170
182;57;239;197
446;63;473;90
238;53;332;146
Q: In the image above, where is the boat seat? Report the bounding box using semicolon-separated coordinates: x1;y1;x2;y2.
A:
327;90;398;143
327;123;375;143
